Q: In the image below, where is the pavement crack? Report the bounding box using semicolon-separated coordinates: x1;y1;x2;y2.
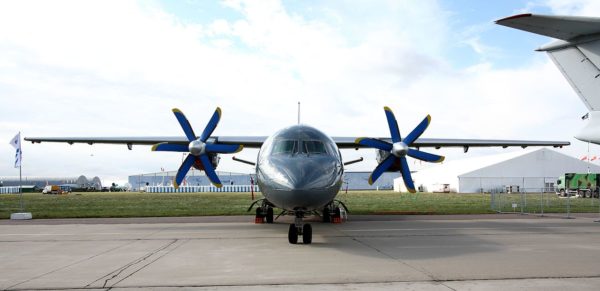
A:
85;239;182;289
5;239;138;290
350;236;439;281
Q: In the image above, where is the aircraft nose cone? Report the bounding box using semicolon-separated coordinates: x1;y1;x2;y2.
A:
265;156;339;190
257;155;343;211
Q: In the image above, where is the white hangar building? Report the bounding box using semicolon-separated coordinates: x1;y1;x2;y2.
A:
394;148;600;193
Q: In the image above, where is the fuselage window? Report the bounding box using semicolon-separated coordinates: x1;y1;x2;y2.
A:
272;140;297;155
304;140;327;155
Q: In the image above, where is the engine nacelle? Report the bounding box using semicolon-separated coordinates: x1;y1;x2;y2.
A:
192;153;220;170
376;150;401;172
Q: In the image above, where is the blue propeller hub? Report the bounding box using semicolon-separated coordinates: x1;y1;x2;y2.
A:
391;142;408;158
189;140;205;156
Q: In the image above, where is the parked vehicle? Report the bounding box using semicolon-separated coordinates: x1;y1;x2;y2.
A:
556;173;599;198
42;185;70;195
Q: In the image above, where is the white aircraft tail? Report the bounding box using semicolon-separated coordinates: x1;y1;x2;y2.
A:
497;14;600;143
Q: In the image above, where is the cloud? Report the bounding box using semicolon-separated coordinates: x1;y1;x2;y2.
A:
0;0;593;184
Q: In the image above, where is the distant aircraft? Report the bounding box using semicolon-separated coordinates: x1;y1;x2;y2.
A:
25;107;568;244
497;14;600;145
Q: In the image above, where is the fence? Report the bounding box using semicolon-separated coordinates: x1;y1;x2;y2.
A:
0;186;20;194
144;184;259;193
490;188;600;218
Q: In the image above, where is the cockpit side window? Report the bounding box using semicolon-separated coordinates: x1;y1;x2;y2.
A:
271;140;297;155
303;140;327;155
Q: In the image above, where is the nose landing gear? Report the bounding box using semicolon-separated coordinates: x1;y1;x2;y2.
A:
288;212;312;244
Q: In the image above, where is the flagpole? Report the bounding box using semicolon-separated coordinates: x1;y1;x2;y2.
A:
19;160;23;212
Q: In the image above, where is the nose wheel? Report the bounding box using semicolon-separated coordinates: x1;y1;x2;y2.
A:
288;213;312;244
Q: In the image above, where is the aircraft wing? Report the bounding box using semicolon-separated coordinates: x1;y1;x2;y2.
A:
24;136;269;148
495;13;600;41
25;136;569;151
332;137;569;150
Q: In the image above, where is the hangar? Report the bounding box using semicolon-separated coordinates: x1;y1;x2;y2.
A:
0;175;102;190
129;170;396;191
394;148;600;193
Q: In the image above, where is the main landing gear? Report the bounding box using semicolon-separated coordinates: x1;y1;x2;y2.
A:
322;200;349;223
288;212;312;244
249;199;274;224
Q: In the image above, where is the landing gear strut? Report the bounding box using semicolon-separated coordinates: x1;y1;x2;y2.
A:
288;212;312;244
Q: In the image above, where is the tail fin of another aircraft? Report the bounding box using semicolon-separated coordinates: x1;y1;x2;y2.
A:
497;14;600;143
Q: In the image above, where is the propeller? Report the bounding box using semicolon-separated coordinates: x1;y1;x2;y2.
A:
356;106;444;193
152;107;243;189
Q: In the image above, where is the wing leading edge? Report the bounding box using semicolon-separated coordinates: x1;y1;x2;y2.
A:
24;136;268;148
25;136;569;150
332;137;569;150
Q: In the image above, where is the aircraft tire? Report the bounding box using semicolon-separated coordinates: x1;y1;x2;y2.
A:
302;224;312;244
255;207;263;218
322;208;330;223
266;207;274;223
288;224;298;244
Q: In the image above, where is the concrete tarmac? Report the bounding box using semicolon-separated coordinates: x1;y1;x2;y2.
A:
1;214;600;290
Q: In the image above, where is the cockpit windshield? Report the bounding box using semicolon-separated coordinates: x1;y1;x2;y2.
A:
303;140;327;154
271;139;329;155
271;140;297;155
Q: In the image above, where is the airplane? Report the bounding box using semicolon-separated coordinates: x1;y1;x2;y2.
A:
25;107;569;244
496;13;600;145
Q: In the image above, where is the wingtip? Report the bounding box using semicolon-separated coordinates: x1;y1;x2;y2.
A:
407;188;416;193
437;156;445;163
214;183;223;188
368;176;374;185
495;13;532;24
384;106;392;112
427;114;431;123
216;107;222;117
172;108;182;114
173;179;179;189
355;137;365;144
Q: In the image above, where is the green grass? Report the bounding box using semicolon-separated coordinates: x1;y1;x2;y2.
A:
1;191;598;219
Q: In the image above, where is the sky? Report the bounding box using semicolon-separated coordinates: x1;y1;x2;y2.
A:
1;0;600;186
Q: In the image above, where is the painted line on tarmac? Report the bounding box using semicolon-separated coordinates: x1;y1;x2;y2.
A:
342;226;577;232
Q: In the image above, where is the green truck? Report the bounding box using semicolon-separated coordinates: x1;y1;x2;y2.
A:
556;173;599;198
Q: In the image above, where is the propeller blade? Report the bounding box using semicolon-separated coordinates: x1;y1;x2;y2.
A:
200;107;222;142
205;143;243;154
407;148;445;163
399;156;416;193
355;138;392;151
384;106;402;143
151;142;188;152
174;154;196;189
368;155;396;185
172;108;197;141
200;154;223;187
403;115;431;145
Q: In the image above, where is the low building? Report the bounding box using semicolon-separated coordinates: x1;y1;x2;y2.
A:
129;170;397;191
0;175;102;190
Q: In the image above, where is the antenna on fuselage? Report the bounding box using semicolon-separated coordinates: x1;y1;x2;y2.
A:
297;101;301;124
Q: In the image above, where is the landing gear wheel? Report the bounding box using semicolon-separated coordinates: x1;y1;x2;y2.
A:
322;207;331;223
302;224;312;244
266;207;274;223
288;224;298;244
255;207;264;223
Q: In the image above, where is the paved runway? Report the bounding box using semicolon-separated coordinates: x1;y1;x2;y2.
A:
1;214;600;290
